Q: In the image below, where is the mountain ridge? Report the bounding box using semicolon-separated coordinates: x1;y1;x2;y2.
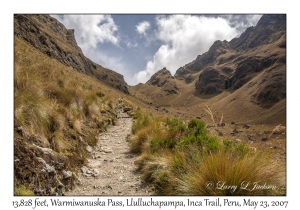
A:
14;14;129;94
131;14;286;124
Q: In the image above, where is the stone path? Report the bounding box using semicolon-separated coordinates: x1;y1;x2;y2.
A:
65;107;153;196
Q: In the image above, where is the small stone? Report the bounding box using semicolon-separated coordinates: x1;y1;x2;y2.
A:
36;146;53;155
17;126;23;133
62;170;72;179
103;150;112;153
247;135;255;141
86;145;93;153
86;170;93;174
58;181;64;188
261;138;269;142
93;169;100;177
118;176;124;182
77;178;82;185
243;124;251;129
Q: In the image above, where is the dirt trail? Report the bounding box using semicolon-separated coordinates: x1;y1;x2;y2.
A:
66;106;153;196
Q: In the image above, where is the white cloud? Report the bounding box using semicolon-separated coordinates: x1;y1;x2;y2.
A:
224;14;262;35
126;41;138;48
51;15;119;53
134;15;238;84
136;21;150;35
52;15;137;85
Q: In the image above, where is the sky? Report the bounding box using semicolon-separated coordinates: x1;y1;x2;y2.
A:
51;14;262;85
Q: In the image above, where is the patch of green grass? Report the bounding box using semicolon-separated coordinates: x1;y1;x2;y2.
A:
14;185;35;196
96;91;105;97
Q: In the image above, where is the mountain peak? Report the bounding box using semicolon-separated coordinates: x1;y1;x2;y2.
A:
146;68;173;87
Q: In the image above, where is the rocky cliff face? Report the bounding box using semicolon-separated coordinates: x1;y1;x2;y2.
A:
175;14;286;108
14;14;129;94
146;68;179;95
175;40;233;83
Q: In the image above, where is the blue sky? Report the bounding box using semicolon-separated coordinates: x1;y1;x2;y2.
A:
51;14;262;85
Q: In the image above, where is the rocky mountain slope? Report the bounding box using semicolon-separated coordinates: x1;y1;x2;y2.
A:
14;14;129;94
131;14;286;125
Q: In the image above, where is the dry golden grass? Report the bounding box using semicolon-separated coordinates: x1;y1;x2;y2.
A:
14;36;123;194
202;106;214;127
177;149;281;196
14;36;117;138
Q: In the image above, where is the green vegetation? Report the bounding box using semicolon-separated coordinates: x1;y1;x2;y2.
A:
14;184;35;196
128;110;282;196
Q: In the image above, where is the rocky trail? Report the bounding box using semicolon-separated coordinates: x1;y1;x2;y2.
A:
65;106;153;196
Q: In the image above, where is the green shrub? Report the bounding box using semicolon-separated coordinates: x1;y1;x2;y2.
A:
132;113;150;134
188;119;207;136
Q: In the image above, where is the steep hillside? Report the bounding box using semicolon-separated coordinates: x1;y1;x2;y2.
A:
131;14;286;125
14;15;136;195
14;36;132;195
14;14;129;94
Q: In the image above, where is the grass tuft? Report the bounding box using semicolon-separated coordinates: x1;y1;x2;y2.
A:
130;112;283;196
